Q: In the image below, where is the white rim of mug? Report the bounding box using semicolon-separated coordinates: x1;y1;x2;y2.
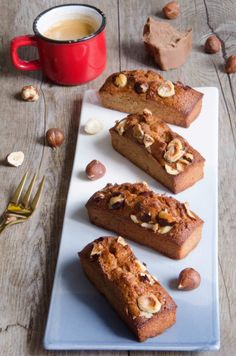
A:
33;3;106;44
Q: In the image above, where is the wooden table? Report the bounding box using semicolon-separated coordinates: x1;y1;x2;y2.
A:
0;0;235;355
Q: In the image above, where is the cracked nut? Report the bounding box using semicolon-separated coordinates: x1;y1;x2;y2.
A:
163;1;180;19
114;73;127;87
21;85;39;102
6;151;24;167
130;214;139;224
117;236;127;246
86;160;106;180
84;118;103;135
133;124;144;141
137;293;161;314
157;80;175;97
143;134;155;148
164;138;185;163
157;210;176;226
115;119;126;136
204;35;221;54
109;193;125;209
225;55;236;74
90;243;103;257
176;159;190;172
134;81;149;94
184;152;194;162
158;225;173;234
178;268;201;290
46;128;64;149
183;202;196;219
143;108;152;117
164;163;179;175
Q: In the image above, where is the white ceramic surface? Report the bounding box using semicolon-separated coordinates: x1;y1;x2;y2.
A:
44;88;219;351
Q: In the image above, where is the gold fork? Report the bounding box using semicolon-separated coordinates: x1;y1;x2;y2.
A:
0;172;45;234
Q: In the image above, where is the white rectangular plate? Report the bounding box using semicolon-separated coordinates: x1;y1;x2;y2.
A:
44;88;219;351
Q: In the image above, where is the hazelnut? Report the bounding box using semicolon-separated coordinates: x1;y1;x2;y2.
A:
163;1;180;19
178;268;201;290
225;55;236;74
134;81;149;94
21;85;39;102
184;152;194;162
176;159;190;172
156;210;176;226
164;138;185;163
183;202;196;219
109;193;125;209
114;73;127;87
143;108;152;117
85;160;106;180
6;151;24;167
46;128;64;149
116;236;127;246
157;81;175;98
164;163;179;175
204;35;221;54
130;214;139;224
90;243;103;257
115;119;127;136
133;124;144;141
158;225;173;234
137;293;161;314
143;134;155;148
84;118;103;135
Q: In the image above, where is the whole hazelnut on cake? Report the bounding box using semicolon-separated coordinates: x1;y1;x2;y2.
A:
178;268;201;291
163;1;180;19
204;35;221;54
225;55;236;73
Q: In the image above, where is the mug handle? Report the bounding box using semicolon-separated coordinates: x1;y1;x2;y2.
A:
10;35;41;71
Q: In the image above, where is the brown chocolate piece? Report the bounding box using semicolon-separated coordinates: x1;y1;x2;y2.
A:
143;17;192;70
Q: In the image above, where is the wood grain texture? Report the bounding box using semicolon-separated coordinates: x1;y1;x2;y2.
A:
0;0;235;355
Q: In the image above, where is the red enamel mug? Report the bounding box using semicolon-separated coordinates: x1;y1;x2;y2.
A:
10;4;106;85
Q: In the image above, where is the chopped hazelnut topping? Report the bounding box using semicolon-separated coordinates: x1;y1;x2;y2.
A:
117;236;127;246
164;163;179;175
183;202;196;219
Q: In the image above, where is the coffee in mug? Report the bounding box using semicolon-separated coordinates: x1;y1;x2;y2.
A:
43;16;98;41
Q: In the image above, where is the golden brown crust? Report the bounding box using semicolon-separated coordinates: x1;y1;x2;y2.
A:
79;236;177;341
85;182;203;258
109;111;205;193
99;70;203;127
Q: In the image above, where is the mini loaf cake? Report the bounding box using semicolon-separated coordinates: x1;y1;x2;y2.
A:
110;109;205;193
143;17;192;70
86;182;203;259
99;69;203;127
79;236;177;341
